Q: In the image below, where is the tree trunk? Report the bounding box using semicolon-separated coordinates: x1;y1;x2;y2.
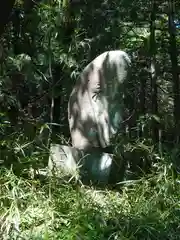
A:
0;0;15;37
139;67;147;138
149;0;159;143
168;0;180;143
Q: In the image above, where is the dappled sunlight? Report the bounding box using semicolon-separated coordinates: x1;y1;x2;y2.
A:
0;0;180;239
68;50;131;151
1;167;180;239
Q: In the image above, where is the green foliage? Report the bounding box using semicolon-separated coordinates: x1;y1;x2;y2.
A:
0;155;180;239
0;0;180;239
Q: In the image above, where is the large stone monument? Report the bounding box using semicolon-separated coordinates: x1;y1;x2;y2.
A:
49;50;131;184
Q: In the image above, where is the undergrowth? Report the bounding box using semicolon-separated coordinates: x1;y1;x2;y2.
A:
0;149;180;240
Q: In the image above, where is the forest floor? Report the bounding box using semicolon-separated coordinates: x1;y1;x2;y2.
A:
0;165;180;240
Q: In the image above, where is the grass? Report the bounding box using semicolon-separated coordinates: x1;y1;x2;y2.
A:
0;156;180;240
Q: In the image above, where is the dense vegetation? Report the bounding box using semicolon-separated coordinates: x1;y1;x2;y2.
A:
0;0;180;239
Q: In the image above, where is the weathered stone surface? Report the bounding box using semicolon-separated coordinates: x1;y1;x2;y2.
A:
48;144;113;184
68;50;131;151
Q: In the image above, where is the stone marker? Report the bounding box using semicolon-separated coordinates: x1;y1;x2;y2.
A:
68;50;131;151
49;50;131;184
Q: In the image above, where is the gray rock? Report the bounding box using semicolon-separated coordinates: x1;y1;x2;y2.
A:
48;144;113;184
